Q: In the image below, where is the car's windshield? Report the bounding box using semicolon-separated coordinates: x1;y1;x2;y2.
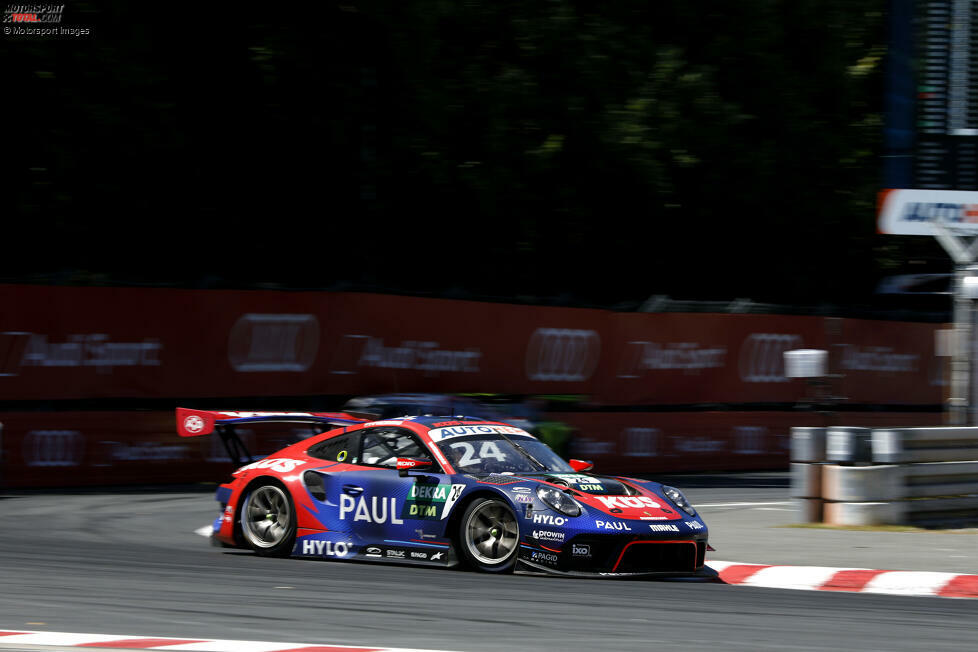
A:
434;433;572;473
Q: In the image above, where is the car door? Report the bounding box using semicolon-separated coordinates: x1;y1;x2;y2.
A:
332;427;464;557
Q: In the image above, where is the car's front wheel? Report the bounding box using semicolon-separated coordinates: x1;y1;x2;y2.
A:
458;497;519;573
240;482;296;557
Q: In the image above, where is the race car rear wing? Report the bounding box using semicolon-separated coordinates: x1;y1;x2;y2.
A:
176;408;366;465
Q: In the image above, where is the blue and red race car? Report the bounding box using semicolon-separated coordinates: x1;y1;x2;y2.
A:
178;408;710;576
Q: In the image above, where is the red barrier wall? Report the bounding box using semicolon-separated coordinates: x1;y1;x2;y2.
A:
0;409;947;487
0;285;948;406
0;285;950;486
0;411;321;488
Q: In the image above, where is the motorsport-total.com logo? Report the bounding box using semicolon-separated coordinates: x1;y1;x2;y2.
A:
4;3;92;37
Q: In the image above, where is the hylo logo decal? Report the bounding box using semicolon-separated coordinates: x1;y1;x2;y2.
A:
532;514;566;526
301;540;350;557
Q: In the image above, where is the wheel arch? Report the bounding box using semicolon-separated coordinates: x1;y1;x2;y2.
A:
233;475;291;549
443;487;518;545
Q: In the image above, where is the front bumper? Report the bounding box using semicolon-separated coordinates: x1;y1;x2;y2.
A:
518;533;709;576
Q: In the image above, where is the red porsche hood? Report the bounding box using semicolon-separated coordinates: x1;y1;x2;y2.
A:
520;472;683;521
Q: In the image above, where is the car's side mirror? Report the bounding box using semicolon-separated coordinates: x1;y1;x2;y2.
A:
397;457;433;476
569;458;594;472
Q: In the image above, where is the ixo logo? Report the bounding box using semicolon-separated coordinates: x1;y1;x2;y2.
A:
22;430;85;467
525;328;601;382
738;333;802;383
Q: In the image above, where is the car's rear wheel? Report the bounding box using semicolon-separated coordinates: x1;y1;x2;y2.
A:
240;482;296;557
459;497;519;573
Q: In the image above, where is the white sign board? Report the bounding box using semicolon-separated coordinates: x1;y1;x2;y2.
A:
878;189;978;235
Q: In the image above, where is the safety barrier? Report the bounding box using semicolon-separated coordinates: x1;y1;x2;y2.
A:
791;426;978;526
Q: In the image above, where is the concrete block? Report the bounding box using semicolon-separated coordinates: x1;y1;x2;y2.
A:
791;427;826;462
822;464;901;502
826;427;872;464
873;427;978;463
790;462;823;498
792;498;823;523
823;501;903;526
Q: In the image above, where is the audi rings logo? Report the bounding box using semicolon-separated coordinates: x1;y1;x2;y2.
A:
739;334;803;383
228;314;320;373
183;415;205;434
525;328;601;382
22;430;85;467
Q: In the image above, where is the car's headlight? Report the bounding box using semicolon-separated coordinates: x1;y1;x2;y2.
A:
536;486;582;517
662;485;696;516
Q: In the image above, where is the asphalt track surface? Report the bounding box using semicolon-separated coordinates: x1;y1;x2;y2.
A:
1;477;976;652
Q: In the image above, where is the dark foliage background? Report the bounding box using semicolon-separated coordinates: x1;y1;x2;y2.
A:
1;1;952;310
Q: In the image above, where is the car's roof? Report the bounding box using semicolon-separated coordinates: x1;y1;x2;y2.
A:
369;415;518;430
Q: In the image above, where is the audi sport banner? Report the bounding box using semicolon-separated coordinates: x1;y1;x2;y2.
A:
0;409;947;486
0;285;947;407
0;411;322;487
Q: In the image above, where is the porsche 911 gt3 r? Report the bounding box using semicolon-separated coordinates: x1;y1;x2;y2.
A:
178;408;710;576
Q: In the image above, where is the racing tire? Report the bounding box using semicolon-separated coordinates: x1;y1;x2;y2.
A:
239;481;296;557
458;497;519;573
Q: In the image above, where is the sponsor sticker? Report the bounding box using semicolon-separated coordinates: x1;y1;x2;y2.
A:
365;546;382;557
595;520;632;531
339;495;405;524
648;524;680;533
514;494;533;504
685;520;703;530
532;513;566;526
238;457;306;473
402;483;465;520
571;543;591;557
301;540;351;557
532;529;565;543
385;549;406;558
530;550;559;565
596;496;662;510
548;473;605;491
428;424;533;441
